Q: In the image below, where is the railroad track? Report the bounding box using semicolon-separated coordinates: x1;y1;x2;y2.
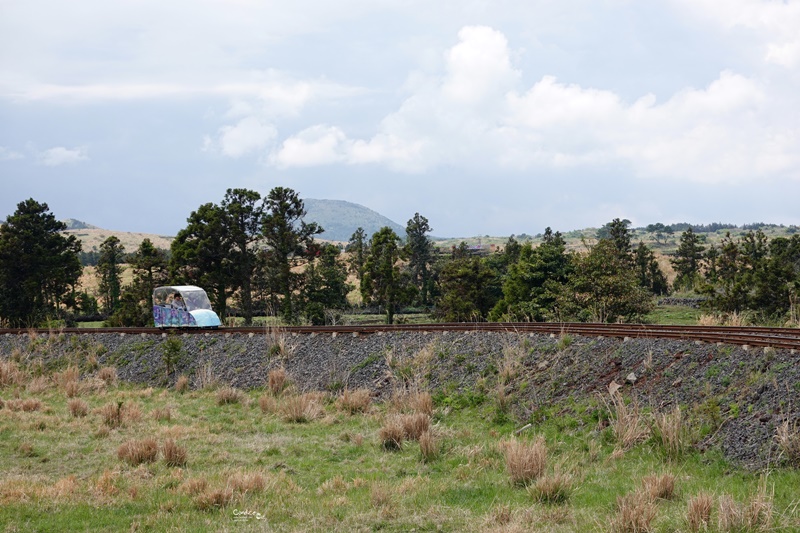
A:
2;323;799;351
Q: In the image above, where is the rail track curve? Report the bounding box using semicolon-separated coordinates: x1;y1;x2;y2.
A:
2;323;799;351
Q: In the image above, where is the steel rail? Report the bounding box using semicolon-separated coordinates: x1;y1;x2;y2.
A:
1;323;799;350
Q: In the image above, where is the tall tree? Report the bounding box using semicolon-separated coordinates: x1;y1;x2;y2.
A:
346;227;368;280
170;202;233;319
558;239;653;323
671;227;706;292
634;242;669;296
489;229;573;321
0;199;82;326
361;227;411;324
435;253;498;322
97;236;125;316
221;188;264;325
405;213;435;306
302;244;352;325
261;187;322;324
109;238;168;327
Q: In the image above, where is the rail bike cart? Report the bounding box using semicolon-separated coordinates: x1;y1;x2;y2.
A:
152;286;221;328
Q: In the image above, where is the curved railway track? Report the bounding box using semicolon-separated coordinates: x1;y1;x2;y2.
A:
2;323;799;351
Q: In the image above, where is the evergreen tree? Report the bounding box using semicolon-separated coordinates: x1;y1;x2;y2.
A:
671;227;706;292
634;242;669;296
346;227;368;280
261;187;322;324
221;188;265;325
361;227;411;324
435;254;498;322
405;213;435;306
97;236;125;316
170;202;233;319
0;199;82;326
302;244;352;325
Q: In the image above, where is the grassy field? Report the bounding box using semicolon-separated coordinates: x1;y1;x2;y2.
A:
2;357;799;532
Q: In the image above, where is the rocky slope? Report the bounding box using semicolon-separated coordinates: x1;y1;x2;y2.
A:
1;330;797;469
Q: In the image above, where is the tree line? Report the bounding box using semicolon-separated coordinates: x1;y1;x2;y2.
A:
1;194;798;328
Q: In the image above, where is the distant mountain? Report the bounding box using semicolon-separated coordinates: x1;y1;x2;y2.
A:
62;219;98;230
303;199;405;242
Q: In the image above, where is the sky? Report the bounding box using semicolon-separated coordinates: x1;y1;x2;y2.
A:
1;0;799;239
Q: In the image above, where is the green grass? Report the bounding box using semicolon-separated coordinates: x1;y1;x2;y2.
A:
2;361;799;532
646;305;703;325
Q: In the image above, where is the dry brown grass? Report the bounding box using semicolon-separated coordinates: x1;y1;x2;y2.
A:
687;492;714;532
605;389;649;451
501;436;548;486
194;487;234;511
216;387;246;406
716;486;773;532
26;375;50;394
193;363;218;390
652;406;688;460
54;366;80;390
97;366;118;386
117;438;159;466
611;491;657;533
391;389;434;416
68;398;88;418
257;394;277;415
641;473;676;502
337;388;372;414
161;439;187;467
0;360;25;387
98;401;124;428
398;412;430;441
419;430;439;462
528;470;575;504
379;417;405;451
228;471;266;494
280;392;324;423
181;477;208;496
6;398;43;412
175;375;189;393
151;406;172;422
267;367;288;396
775;420;800;466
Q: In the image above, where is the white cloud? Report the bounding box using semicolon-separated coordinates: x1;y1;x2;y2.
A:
670;0;800;68
0;147;24;161
214;117;277;158
267;25;799;185
38;147;89;166
271;125;349;167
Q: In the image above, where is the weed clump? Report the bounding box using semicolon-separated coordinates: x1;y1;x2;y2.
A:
175;374;189;393
610;491;657;533
268;367;288;396
216;387;245;406
162;439;187;467
337;388;371;414
97;367;117;387
117;438;159;466
68;398;88;418
775;420;800;466
379;417;405;451
501;436;548;486
686;492;714;532
280;393;323;423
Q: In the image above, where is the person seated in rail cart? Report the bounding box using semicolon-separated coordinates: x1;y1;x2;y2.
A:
153;285;221;328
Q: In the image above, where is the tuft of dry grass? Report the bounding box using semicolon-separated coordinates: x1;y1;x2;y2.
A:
398;412;431;441
216;387;246;406
68;398;88;418
528;470;575;504
97;366;118;386
687;492;714;532
775;420;800;467
652;406;688;460
99;401;124;428
611;491;657;533
605;390;649;451
54;366;80;390
228;471;266;494
0;360;25;387
194;363;218;390
181;477;208;496
194;488;234;511
267;367;288;396
6;398;43;412
337;388;372;414
641;473;676;502
280;393;324;423
117;438;159;466
391;389;434;416
26;375;50;394
175;375;189;393
151;407;172;422
64;380;80;398
419;430;439;462
379;417;405;451
501;436;548;486
161;439;187;467
716;486;773;532
258;394;277;415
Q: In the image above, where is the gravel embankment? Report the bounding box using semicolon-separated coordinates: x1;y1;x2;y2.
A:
1;330;798;469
